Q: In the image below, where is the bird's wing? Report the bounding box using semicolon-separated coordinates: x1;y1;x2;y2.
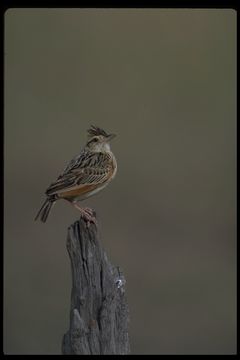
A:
46;151;112;196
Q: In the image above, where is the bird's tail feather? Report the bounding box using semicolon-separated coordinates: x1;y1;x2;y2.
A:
35;199;55;223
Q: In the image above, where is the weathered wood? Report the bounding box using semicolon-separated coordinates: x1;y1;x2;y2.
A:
62;216;130;355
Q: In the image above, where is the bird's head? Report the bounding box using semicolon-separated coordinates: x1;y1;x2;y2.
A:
86;125;116;152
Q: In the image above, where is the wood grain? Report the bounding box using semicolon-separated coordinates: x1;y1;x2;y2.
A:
62;216;130;355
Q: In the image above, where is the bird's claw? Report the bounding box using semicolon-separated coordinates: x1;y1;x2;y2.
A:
81;208;97;227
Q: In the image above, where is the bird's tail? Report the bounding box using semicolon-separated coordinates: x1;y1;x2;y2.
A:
35;198;56;223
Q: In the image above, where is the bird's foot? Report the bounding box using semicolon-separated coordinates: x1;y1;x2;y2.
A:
82;208;97;228
81;209;97;228
83;207;96;217
71;202;97;227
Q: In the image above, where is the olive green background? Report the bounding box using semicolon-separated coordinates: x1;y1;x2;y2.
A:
4;9;236;354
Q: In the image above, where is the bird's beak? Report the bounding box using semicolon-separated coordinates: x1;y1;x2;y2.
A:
106;134;116;142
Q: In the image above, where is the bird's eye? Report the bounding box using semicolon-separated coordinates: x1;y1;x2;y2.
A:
87;137;98;146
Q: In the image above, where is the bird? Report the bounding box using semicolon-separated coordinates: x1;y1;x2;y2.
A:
35;125;117;225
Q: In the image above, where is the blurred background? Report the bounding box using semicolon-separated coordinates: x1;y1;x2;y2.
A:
4;9;236;354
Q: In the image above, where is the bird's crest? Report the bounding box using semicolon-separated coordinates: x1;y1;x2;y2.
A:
87;125;109;138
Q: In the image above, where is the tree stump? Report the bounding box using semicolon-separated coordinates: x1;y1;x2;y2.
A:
62;216;130;355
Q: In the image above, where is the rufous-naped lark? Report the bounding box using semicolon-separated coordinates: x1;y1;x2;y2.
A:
35;126;117;225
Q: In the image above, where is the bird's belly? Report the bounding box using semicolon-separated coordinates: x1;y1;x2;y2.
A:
59;182;109;201
73;182;109;201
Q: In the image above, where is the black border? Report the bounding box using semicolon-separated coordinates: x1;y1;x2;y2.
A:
1;0;238;356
